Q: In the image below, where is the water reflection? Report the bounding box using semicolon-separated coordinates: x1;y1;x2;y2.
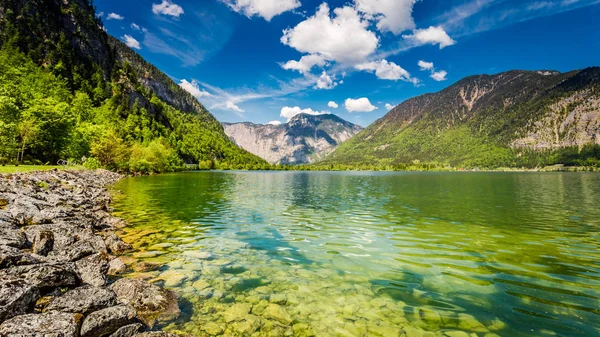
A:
112;171;600;337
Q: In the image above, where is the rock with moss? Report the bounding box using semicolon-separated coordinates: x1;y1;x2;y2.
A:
0;311;83;337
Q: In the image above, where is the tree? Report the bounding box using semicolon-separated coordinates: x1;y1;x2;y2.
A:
17;118;39;163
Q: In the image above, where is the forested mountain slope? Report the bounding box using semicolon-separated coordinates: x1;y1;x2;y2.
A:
323;68;600;168
0;0;266;172
223;114;363;164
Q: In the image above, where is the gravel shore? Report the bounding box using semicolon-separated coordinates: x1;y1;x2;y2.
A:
0;169;183;337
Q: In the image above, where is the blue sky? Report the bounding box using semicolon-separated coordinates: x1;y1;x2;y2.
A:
96;0;600;127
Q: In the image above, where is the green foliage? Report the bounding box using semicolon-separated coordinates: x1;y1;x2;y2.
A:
83;157;101;170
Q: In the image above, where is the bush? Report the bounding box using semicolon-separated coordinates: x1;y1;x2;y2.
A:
83;157;101;170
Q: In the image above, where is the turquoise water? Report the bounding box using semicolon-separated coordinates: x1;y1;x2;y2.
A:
112;171;600;337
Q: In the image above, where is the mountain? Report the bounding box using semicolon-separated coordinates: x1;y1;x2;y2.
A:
323;68;600;168
0;0;266;171
223;114;364;164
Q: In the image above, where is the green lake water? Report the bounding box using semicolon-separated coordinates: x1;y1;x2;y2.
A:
112;171;600;337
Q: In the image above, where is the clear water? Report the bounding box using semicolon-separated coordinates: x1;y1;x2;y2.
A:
112;171;600;337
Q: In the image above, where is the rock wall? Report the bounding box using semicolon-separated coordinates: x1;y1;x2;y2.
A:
0;170;182;337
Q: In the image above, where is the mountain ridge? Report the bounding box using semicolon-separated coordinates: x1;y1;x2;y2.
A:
223;113;364;165
323;67;600;168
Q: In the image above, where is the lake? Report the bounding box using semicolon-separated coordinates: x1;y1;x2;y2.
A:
112;171;600;337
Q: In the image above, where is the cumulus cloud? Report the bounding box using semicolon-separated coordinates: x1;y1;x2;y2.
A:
418;60;434;71
328;101;339;108
355;59;418;84
122;35;141;50
280;106;329;120
268;120;283;126
315;72;338;90
107;13;124;20
417;60;448;82
281;54;327;74
179;79;212;98
355;0;417;34
152;0;184;18
430;70;448;81
403;26;456;49
222;0;301;21
385;103;394;110
345;98;377;113
281;3;379;64
226;101;245;113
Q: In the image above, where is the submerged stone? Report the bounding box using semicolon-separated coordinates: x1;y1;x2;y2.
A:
223;303;252;322
263;303;293;325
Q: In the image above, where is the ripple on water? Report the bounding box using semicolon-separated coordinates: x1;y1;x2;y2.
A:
112;171;600;337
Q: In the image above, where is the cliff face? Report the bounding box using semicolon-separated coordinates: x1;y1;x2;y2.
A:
324;68;600;167
223;114;364;164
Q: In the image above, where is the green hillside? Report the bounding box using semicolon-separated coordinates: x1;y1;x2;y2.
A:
323;68;600;169
0;0;267;173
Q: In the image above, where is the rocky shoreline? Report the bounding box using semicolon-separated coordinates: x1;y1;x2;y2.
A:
0;169;183;337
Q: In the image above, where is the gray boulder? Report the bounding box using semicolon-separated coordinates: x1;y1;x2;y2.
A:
0;262;79;289
0;311;82;337
32;230;54;256
76;252;109;287
0;278;40;322
0;222;27;248
80;305;138;337
0;245;40;268
109;323;144;337
110;278;180;328
46;286;118;314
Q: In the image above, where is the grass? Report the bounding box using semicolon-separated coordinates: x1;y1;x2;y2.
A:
0;165;67;173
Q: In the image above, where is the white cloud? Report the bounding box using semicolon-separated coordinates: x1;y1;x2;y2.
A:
152;0;184;18
107;13;124;20
268;120;283;126
385;103;394;110
226;101;245;113
430;70;448;81
179;79;212;98
355;59;417;83
131;23;141;31
345;98;377;113
222;0;301;21
281;3;379;64
328;101;339;108
280;106;329;120
122;35;141;50
355;0;417;34
281;54;327;74
418;60;434;71
403;26;456;49
315;71;338;90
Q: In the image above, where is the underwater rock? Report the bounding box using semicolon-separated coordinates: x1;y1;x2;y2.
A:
133;261;162;273
191;279;211;291
110;278;180;328
202;321;224;335
223;303;252;322
80;305;138;337
269;293;287;305
159;270;188;288
457;313;488;332
0;311;82;337
46;286;118;314
263;303;293;325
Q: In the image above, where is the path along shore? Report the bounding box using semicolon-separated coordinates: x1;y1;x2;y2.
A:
0;169;184;337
